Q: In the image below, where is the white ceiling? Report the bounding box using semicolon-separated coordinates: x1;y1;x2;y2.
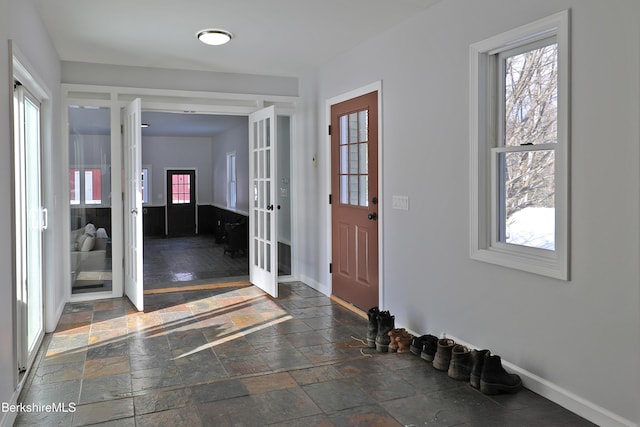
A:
34;0;442;78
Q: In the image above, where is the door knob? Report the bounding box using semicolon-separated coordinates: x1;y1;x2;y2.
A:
131;208;138;214
266;205;274;211
367;212;377;221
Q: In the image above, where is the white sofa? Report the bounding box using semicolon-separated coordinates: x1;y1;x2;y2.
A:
70;224;109;285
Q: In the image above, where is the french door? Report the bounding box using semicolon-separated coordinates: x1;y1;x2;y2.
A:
331;91;379;310
123;98;144;311
249;106;278;297
14;83;45;372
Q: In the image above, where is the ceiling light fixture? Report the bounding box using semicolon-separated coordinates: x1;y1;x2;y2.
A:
197;29;233;46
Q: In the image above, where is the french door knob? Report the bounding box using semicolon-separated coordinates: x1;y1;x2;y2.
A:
266;205;274;211
367;212;377;221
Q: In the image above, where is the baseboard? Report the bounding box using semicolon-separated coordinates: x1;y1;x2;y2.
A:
299;275;329;296
447;335;637;427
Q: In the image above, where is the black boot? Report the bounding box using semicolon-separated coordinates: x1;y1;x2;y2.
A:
366;307;380;348
374;311;394;352
448;345;472;381
410;335;429;356
480;354;522;395
469;349;490;389
420;335;438;362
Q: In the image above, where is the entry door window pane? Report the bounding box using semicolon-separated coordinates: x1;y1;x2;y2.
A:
172;174;191;204
339;109;369;207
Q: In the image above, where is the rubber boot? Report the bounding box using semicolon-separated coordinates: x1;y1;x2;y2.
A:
469;349;490;389
432;338;455;371
374;311;394;352
480;354;522;395
420;335;439;362
448;345;472;381
366;307;380;348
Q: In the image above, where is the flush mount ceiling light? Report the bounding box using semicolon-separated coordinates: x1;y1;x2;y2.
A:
197;29;233;46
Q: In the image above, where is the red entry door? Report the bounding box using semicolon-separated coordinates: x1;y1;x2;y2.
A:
331;91;379;311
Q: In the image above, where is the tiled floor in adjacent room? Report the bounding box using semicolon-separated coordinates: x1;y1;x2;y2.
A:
15;282;595;426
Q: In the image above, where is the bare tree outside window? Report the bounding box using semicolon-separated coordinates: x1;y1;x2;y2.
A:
501;42;557;249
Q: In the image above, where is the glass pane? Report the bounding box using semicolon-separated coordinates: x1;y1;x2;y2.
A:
259;120;264;148
253;122;258;149
24;96;42;350
349;144;359;174
265;118;271;147
253;182;258;207
254;240;259;266
68;105;112;294
340;176;348;204
266;182;271;207
266;243;271;273
259;149;264;179
358;110;368;142
340;146;348;174
340;115;348;145
504;43;558;147
500;150;555;250
349;113;358;143
260;241;265;269
265;148;271;178
349;175;359;205
359;176;369;207
266;212;271;241
259;211;264;239
254;209;259;237
253;151;258;178
359;143;368;174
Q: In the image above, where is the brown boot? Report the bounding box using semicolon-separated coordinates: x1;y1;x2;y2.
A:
387;328;405;353
396;331;414;353
432;338;455;371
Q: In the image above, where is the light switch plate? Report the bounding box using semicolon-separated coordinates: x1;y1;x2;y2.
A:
392;195;409;211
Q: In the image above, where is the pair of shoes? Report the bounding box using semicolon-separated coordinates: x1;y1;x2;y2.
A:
374;311;395;352
471;350;522;395
448;344;472;381
389;329;413;353
420;335;439;362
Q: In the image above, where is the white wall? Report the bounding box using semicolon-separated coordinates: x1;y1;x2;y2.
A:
142;136;214;206
303;0;640;425
0;0;62;425
211;120;249;213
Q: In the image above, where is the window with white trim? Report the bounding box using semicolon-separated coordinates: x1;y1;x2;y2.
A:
470;10;570;280
226;152;237;209
141;167;150;204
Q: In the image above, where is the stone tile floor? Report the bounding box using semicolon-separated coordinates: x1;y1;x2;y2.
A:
15;282;595;426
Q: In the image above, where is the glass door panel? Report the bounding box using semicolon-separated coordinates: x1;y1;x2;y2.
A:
68;105;113;294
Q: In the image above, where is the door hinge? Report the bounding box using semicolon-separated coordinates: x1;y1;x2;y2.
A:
121;124;124;134
329;263;332;274
328;125;332;135
329;194;332;205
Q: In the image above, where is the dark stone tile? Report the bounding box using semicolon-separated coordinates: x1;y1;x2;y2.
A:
350;372;416;402
86;340;129;360
131;364;182;392
328;404;403;427
285;330;331;348
260;349;311;371
290;365;344;386
166;329;209;351
136;406;203;427
191;379;249;403
20;379;81;406
302;379;376;413
72;398;134;426
79;373;132;404
133;387;193;415
172;348;229;385
217;353;271;376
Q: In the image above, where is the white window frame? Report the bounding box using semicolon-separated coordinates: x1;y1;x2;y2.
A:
226;151;237;209
469;10;570;280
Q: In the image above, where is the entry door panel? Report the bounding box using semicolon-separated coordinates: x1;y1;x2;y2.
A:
331;91;379;310
249;106;278;297
124;98;144;311
166;170;196;237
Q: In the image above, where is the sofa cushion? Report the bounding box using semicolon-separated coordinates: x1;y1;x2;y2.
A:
80;235;95;252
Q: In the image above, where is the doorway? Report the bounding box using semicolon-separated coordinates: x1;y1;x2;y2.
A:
166;169;197;237
330;90;380;311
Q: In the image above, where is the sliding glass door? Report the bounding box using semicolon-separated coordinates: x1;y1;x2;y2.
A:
14;84;45;372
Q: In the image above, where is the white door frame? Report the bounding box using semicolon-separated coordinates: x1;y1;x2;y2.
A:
62;84;299;302
325;81;384;307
